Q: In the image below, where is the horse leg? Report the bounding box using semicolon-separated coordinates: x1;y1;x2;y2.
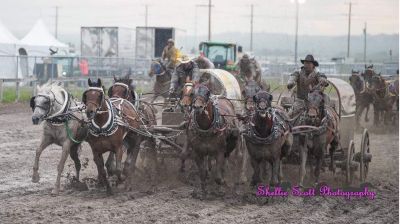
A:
69;144;81;181
124;136;142;189
299;144;307;188
194;152;207;193
51;141;71;195
180;139;190;172
146;137;159;178
32;135;52;183
271;157;281;186
250;157;260;187
105;152;116;177
238;136;248;184
364;104;370;122
93;151;112;195
373;104;379;126
260;160;268;185
115;144;124;181
215;151;226;185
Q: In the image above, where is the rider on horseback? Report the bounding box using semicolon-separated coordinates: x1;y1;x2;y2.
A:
287;54;329;118
236;53;270;91
162;38;179;70
169;55;200;97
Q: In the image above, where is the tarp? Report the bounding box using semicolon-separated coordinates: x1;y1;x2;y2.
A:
327;77;356;115
199;69;243;112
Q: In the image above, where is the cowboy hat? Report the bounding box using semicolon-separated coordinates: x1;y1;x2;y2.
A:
300;54;319;67
177;55;192;65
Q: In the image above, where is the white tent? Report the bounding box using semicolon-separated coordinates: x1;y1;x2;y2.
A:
20;19;69;56
0;20;19;78
0;20;19;55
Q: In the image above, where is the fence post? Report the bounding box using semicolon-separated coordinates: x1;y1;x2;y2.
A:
16;56;20;102
0;79;3;102
32;80;37;97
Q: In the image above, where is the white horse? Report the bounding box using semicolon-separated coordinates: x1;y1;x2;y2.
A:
30;82;87;195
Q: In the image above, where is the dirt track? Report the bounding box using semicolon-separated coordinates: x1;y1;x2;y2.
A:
0;103;398;224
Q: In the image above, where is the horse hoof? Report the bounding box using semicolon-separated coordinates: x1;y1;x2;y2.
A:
32;173;40;183
51;188;59;196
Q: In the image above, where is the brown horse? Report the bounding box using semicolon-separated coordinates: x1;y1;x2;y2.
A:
349;73;373;127
188;84;240;194
83;78;143;194
108;75;159;173
369;74;397;125
292;88;340;187
242;91;293;186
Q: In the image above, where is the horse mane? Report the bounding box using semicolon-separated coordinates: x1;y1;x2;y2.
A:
37;81;64;94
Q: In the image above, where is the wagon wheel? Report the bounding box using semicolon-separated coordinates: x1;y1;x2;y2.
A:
346;140;356;185
360;129;371;183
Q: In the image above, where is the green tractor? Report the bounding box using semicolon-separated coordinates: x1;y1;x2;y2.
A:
199;41;242;71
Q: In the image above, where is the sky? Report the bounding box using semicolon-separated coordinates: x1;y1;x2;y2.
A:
0;0;398;41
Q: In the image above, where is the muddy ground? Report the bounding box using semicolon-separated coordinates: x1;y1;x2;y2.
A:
0;102;398;224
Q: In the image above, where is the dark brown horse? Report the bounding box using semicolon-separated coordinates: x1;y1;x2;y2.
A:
188;84;240;194
108;75;159;173
349;73;373;127
83;78;143;194
369;74;397;125
242;91;293;186
292;88;340;187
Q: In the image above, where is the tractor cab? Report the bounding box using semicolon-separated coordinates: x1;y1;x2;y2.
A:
199;42;241;71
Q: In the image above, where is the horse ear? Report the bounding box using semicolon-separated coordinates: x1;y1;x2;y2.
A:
107;87;112;98
269;94;273;102
253;95;257;102
113;75;117;82
30;96;36;111
97;78;102;87
88;78;92;86
82;92;87;104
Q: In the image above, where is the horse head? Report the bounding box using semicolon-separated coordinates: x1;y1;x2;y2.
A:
242;80;262;112
305;89;325;124
181;82;194;110
108;75;134;100
149;58;165;77
31;82;68;125
192;84;211;115
253;90;273;118
349;73;364;95
252;90;274;137
83;78;105;120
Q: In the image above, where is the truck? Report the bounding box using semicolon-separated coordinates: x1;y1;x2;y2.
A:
80;27;135;75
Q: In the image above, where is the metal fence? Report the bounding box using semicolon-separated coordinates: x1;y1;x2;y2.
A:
0;54;398;102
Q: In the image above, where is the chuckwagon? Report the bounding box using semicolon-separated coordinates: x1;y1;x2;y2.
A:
278;78;372;184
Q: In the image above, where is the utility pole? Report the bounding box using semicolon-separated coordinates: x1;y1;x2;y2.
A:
208;0;212;41
250;4;254;52
145;4;148;28
196;2;214;41
294;0;299;66
55;6;58;38
363;22;367;63
347;2;352;58
145;5;148;59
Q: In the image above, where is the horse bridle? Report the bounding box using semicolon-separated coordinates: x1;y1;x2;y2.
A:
109;82;130;99
31;90;67;119
192;85;211;109
82;87;105;116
